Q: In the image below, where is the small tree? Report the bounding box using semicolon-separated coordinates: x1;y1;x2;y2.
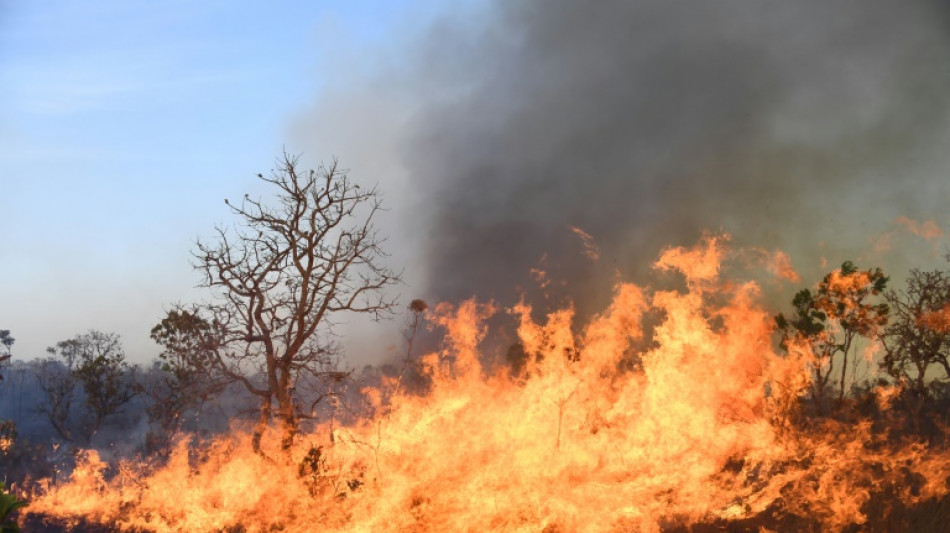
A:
776;261;889;408
142;309;228;448
393;299;429;395
880;269;950;399
0;330;13;382
0;331;15;454
33;357;76;442
46;331;136;442
193;153;399;451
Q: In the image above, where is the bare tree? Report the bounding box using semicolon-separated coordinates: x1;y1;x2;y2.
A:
193;153;399;451
394;299;428;395
880;269;950;398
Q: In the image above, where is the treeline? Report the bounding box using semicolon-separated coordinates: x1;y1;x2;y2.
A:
0;328;230;485
4;258;950;479
0;328;400;487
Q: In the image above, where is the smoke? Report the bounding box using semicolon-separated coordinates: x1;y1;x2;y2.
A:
294;0;950;323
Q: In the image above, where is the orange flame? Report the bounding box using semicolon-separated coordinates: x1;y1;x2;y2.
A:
920;303;950;333
895;217;943;241
872;216;944;254
569;226;601;261
27;236;950;532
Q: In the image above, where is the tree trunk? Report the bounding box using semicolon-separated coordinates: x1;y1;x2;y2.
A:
812;359;827;413
252;396;272;454
280;406;298;451
839;350;848;404
276;367;297;451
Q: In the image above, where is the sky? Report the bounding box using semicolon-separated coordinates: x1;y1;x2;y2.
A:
0;0;469;364
2;0;949;368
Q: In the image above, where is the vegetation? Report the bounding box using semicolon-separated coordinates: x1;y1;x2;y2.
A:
880;269;950;398
773;259;950;430
0;334;24;533
0;482;26;533
141;309;227;450
191;153;399;451
775;261;889;410
0;331;15;447
33;357;77;442
0;331;13;382
42;331;136;444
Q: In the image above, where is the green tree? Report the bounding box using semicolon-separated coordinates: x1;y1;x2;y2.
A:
776;261;889;408
0;330;13;382
46;331;136;442
193;153;399;452
0;330;15;457
142;308;228;448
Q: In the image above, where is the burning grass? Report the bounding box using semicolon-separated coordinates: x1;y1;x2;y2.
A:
23;236;950;532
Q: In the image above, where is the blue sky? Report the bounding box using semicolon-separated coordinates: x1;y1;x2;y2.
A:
0;1;465;363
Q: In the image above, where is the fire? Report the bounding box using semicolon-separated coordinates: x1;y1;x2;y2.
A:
25;236;950;532
920;304;950;333
896;217;944;241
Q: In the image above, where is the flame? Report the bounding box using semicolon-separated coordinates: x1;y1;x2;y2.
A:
920;303;950;333
873;216;944;254
569;226;601;261
743;247;801;284
26;236;950;532
895;217;943;241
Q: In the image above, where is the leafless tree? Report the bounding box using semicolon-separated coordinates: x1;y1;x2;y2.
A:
880;269;950;399
193;153;399;452
394;299;428;395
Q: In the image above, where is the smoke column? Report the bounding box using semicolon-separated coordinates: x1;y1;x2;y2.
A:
295;0;950;323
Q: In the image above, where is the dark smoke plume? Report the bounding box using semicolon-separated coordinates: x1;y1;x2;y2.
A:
293;0;950;328
402;0;950;309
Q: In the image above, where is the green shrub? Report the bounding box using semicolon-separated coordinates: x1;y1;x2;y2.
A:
0;482;26;533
